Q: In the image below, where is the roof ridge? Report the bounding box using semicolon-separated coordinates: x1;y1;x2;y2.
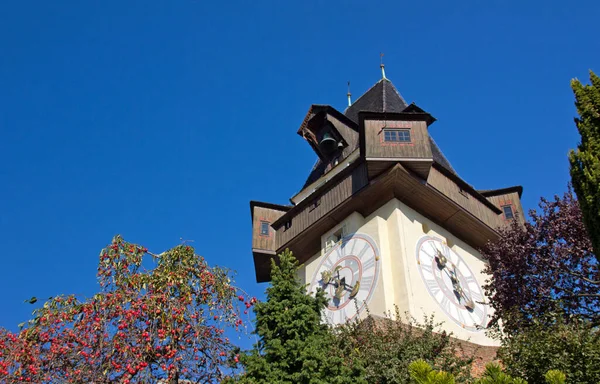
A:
429;136;458;175
343;78;386;114
385;78;408;107
382;80;387;111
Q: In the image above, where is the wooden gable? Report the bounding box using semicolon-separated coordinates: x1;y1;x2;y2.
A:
359;111;435;179
480;186;525;227
250;201;290;282
297;105;358;162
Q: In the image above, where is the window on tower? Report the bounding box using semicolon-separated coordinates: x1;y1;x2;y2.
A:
502;205;514;220
325;225;346;252
260;221;270;236
383;128;411;143
309;198;321;212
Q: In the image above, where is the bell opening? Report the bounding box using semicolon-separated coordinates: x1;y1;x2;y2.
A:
319;132;338;156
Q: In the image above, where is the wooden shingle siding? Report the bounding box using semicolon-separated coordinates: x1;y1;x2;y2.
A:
278;164;500;267
275;163;369;249
327;113;359;159
427;167;503;230
364;120;432;160
252;206;286;252
486;192;525;226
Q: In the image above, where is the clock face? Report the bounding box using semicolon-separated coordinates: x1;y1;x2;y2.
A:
416;236;487;331
308;233;381;325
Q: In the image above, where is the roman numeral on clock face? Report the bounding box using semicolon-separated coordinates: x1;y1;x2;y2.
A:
425;279;441;295
357;243;370;260
440;295;451;310
420;262;434;275
347;238;357;255
465;275;480;289
470;289;483;302
472;304;484;320
456;309;466;326
325;310;335;324
336;307;349;324
362;256;376;270
361;274;374;288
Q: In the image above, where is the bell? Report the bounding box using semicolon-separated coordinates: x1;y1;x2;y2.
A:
319;132;337;155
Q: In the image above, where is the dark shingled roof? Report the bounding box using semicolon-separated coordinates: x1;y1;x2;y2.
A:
300;77;458;191
302;159;330;189
344;78;408;124
429;136;457;174
478;186;524;198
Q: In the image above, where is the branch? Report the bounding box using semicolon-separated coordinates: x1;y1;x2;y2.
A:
565;270;600;285
564;293;600;298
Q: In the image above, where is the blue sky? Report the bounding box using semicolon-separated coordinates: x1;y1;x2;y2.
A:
0;0;598;347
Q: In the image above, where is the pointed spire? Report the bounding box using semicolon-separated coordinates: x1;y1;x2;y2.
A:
347;81;352;107
344;74;407;123
380;52;387;79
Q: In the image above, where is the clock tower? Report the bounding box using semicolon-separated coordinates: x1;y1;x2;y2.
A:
249;73;524;353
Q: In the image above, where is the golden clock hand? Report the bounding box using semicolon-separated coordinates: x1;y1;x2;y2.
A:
334;280;346;299
434;248;448;268
321;270;333;285
439;265;471;305
448;267;475;310
440;264;458;284
349;281;360;299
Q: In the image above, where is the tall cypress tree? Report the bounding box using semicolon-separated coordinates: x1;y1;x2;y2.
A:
569;71;600;255
235;250;365;384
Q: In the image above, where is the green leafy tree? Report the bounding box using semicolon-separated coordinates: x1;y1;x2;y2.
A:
336;309;473;383
409;359;455;384
569;70;600;255
498;314;600;383
474;363;526;384
544;370;566;384
234;250;365;384
409;361;566;384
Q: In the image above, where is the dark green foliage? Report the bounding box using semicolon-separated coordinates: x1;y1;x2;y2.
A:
335;308;473;383
498;315;600;384
234;250;365;384
569;71;600;256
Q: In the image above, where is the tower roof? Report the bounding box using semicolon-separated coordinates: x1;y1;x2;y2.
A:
344;78;408;123
343;77;457;175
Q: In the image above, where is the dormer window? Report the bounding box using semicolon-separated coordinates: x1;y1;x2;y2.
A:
260;221;270;236
502;205;514;220
384;128;411;143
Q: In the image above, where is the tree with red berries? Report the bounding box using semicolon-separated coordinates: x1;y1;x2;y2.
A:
0;235;253;383
481;190;599;335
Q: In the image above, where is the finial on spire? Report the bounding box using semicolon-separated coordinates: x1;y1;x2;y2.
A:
380;52;387;79
347;81;352;107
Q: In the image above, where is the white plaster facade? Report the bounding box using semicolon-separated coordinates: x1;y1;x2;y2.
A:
299;198;499;347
